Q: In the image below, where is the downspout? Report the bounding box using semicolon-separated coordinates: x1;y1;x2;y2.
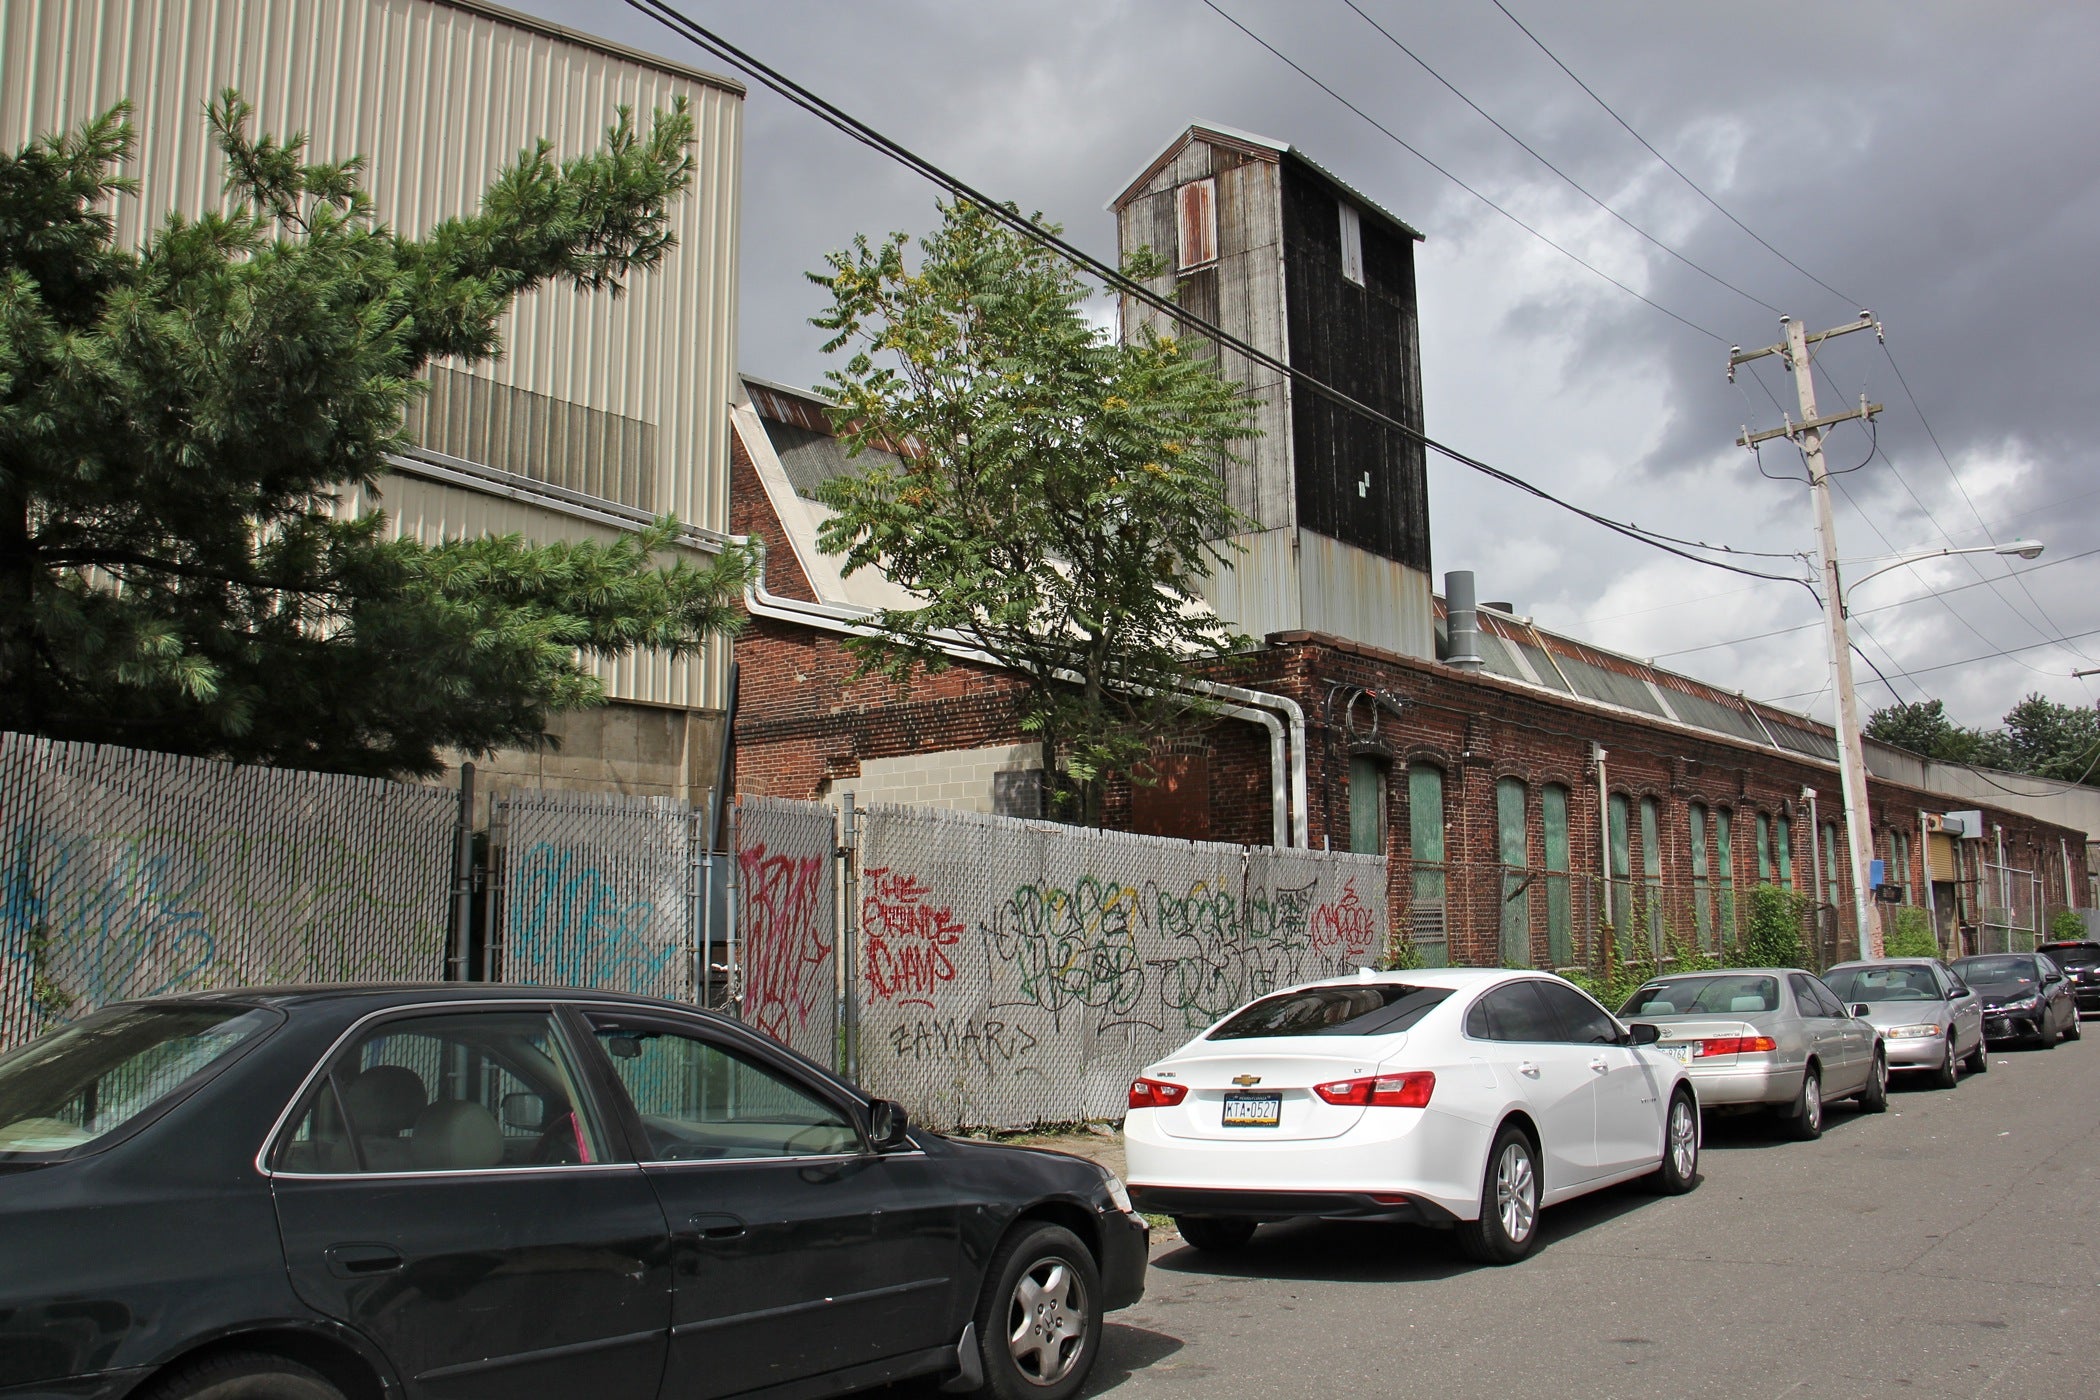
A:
1593;743;1612;937
1922;809;1942;958
1803;787;1823;905
2062;837;2076;912
738;542;1306;848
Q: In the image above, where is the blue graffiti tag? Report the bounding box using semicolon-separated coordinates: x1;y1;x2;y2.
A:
508;843;677;993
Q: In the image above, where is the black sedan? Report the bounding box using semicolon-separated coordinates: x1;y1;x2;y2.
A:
2036;939;2100;1017
1951;953;2082;1048
0;985;1147;1400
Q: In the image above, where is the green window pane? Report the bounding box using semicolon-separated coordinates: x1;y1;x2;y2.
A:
1542;785;1571;966
1777;816;1793;884
1689;803;1712;950
1407;765;1447;966
1715;809;1736;945
1348;754;1386;856
1757;813;1773;882
1640;797;1663;956
1608;793;1631;938
1497;778;1529;967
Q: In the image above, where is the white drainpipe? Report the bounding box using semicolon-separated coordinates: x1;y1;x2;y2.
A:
736;542;1307;848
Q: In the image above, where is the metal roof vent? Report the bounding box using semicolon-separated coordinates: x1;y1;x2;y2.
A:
1446;571;1485;672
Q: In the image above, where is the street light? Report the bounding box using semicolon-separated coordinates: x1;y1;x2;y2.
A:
1826;539;2046;958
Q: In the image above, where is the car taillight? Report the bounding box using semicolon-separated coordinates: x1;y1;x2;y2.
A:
1128;1077;1188;1109
1312;1072;1435;1108
1694;1036;1777;1057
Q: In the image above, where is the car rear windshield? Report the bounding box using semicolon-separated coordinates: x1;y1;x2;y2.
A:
1954;956;2037;988
2040;944;2100;968
1619;975;1779;1018
1823;966;1942;1003
0;1003;278;1158
1207;984;1453;1039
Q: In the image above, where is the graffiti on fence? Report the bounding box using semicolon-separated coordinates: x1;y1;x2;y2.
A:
861;867;962;1010
984;876;1146;1028
1310;878;1377;961
507;843;676;991
1148;878;1322;1029
885;1014;1041;1071
1;822;442;1037
740;843;832;1042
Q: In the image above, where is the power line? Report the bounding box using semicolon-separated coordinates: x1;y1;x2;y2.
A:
1193;0;1732;344
1488;0;1856;311
1337;0;1781;315
1647;545;2100;659
623;0;1809;592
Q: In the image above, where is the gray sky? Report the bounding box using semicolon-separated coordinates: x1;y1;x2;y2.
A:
515;0;2100;732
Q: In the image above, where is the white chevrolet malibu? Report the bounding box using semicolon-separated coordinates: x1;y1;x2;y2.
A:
1123;967;1700;1264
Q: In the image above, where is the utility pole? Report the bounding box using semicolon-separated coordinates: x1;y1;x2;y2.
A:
1733;313;1885;957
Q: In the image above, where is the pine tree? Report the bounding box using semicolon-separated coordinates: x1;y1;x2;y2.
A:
0;95;750;777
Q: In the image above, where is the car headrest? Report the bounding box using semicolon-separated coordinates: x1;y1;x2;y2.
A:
344;1065;428;1136
1730;996;1767;1012
410;1100;504;1172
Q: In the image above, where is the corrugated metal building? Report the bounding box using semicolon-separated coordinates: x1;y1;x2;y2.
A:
0;0;744;798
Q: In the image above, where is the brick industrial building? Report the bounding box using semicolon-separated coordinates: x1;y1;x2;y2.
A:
726;124;2091;968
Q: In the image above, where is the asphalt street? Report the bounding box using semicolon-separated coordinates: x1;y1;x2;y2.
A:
1087;1034;2100;1400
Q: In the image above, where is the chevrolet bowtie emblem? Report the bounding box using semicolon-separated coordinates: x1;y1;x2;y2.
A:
1232;1074;1262;1086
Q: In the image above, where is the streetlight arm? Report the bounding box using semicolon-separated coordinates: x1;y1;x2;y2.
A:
1841;541;2045;605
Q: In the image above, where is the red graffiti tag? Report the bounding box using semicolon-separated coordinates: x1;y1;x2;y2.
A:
861;866;963;1009
738;844;831;1043
1309;878;1377;960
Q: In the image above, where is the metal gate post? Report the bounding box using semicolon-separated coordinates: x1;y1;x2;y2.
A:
839;792;860;1081
723;800;741;1016
449;763;475;981
691;805;709;1007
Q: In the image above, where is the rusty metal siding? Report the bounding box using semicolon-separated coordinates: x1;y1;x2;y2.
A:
1175;175;1217;267
1;0;742;710
1280;159;1430;573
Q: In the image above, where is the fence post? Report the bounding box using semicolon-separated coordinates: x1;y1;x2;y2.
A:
449;763;475;982
839;792;859;1081
723;800;741;1016
690;805;709;1007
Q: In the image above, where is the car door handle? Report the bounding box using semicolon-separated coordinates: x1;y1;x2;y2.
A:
1517;1061;1541;1078
1589;1056;1611;1074
688;1213;748;1240
324;1244;403;1278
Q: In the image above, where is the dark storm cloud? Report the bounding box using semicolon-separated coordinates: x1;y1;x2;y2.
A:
512;0;2099;728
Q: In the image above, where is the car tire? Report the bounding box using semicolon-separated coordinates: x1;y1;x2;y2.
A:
1456;1122;1542;1265
966;1222;1103;1400
1174;1216;1257;1253
137;1352;344;1400
1646;1089;1700;1195
1932;1036;1960;1090
2065;1011;2082;1042
1964;1037;1990;1075
2035;1017;2058;1049
1781;1064;1824;1140
1857;1049;1889;1113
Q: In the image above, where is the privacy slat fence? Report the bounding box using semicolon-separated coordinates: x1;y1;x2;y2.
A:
0;732;454;1050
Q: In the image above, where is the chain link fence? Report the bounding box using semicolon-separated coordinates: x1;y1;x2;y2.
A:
732;796;840;1068
1;732;455;1050
834;804;1387;1130
1980;862;2040;954
487;791;701;1001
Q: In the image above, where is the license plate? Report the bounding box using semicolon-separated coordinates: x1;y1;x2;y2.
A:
1658;1043;1693;1064
1221;1092;1282;1127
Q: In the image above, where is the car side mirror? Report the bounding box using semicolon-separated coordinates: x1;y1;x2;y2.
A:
1850;1003;1872;1018
1627;1022;1662;1045
868;1098;912;1152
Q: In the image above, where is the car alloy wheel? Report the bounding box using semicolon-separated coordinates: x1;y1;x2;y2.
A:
1495;1139;1538;1244
1648;1090;1700;1195
1858;1050;1889;1113
1783;1066;1823;1140
1964;1036;1990;1075
1933;1036;1959;1090
1457;1123;1542;1265
971;1223;1101;1400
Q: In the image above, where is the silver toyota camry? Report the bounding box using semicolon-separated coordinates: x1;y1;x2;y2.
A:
1821;958;1986;1089
1617;967;1887;1140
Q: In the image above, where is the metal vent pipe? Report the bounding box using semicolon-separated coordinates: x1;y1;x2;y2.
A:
1446;570;1485;671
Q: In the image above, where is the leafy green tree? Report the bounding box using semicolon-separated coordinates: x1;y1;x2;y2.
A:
808;200;1257;822
1863;699;2007;766
1998;693;2100;783
0;96;750;777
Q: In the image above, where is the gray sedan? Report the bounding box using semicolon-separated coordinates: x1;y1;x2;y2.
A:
1618;968;1887;1139
1822;958;1986;1088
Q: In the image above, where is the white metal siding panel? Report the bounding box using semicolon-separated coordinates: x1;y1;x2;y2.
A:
2;0;741;711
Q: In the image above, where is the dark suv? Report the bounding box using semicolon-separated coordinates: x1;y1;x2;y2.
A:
2037;940;2100;1016
0;986;1148;1400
